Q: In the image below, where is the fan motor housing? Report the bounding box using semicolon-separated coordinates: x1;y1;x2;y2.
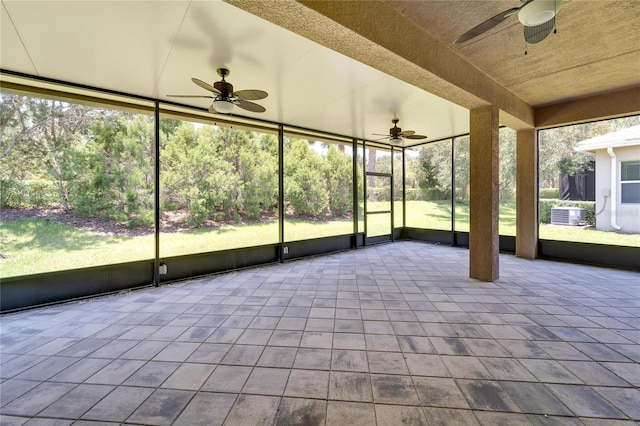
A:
214;80;233;95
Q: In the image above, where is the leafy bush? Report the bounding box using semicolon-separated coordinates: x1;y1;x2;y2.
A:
405;188;450;201
286;166;329;217
539;188;559;199
539;199;595;224
0;179;58;208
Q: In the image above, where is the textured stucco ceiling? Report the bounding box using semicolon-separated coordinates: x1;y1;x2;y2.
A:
229;0;639;129
384;0;640;107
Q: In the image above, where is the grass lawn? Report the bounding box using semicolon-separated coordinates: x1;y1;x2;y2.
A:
1;202;638;278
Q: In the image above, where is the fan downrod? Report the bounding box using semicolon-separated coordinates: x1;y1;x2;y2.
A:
217;68;230;79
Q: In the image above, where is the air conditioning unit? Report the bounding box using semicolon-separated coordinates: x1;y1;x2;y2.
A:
550;207;586;225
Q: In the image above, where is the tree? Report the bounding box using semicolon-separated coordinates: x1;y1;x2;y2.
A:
284;138;329;217
325;144;352;216
499;128;516;201
0;94;95;208
537;118;640;190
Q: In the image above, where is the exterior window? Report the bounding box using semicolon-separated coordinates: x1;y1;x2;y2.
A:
621;160;640;204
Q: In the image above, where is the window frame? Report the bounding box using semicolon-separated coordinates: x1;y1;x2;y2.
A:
620;160;640;204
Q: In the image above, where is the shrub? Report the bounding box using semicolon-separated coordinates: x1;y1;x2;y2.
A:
286;166;329;217
539;187;559;199
539;199;595;224
0;179;58;208
404;188;450;201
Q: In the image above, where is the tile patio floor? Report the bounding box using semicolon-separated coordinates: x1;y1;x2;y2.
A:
0;241;638;425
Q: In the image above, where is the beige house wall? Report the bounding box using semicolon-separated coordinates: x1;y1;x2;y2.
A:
594;145;640;234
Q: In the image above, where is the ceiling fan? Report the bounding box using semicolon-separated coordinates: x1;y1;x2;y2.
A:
374;118;427;143
453;0;562;46
168;68;268;114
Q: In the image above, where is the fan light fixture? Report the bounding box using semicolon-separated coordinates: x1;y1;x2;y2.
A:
518;0;562;27
213;99;234;114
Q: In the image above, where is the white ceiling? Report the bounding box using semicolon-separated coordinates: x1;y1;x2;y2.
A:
0;0;470;145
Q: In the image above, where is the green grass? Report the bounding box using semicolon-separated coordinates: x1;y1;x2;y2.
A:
0;219;155;277
1;202;638;278
405;200;639;245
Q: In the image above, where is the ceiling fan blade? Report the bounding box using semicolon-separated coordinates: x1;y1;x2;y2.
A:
524;16;555;44
400;130;415;137
453;7;520;45
208;105;217;113
192;78;221;94
372;133;391;137
236;98;266;113
234;89;268;100
167;94;214;99
405;134;428;140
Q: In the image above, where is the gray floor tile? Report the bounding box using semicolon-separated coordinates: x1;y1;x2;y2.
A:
430;337;472;355
421;408;479;426
375;404;428;426
85;359;145;385
602;362;640;386
593;386;640;420
499;381;573;416
224;394;281;426
15;356;78;381
24;417;74;425
123;361;180;388
257;346;297;368
456;379;520;412
1;382;76;417
333;333;365;350
49;357;112;384
404;353;450;377
206;328;243;344
127;388;194;425
120;340;168;360
0;355;48;379
413;376;469;409
275;398;326;425
473;411;532;425
1;243;638;426
201;365;251;393
284;369;329;399
220;344;264;366
38;383;113;419
328;371;372;402
294;348;332;370
161;363;215;390
560;360;632;386
365;334;400;352
87;339;138;359
242;367;289;395
325;401;375;426
0;415;29;426
237;329;272;345
0;379;40;407
441;356;492;379
331;350;368;372
367;351;409;374
519;359;582;384
579;419;638;426
547;384;627;419
370;374;420;405
173;392;236;426
480;358;537;381
187;342;231;364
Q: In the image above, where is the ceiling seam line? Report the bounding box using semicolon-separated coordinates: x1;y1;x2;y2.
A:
151;0;193;98
507;50;640;88
2;1;40;80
